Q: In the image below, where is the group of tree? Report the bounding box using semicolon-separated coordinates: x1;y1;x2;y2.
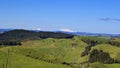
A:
81;37;120;47
89;49;120;64
81;37;120;57
0;40;21;46
108;40;120;47
38;31;74;39
81;46;91;57
81;38;106;46
80;37;105;57
0;29;74;41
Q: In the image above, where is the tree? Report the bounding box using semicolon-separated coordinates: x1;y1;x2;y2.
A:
89;49;115;64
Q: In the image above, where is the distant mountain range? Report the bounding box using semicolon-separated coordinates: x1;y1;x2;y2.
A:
62;32;120;37
0;29;13;33
55;31;120;37
0;29;120;37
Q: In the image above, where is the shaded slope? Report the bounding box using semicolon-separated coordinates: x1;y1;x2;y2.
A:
0;29;74;41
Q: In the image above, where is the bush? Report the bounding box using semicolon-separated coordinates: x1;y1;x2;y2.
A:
89;49;115;64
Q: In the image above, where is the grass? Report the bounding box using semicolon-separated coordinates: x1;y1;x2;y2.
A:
0;47;71;68
90;62;120;68
0;36;120;68
20;37;88;63
92;44;120;60
9;53;71;68
0;37;88;68
104;64;120;68
80;36;109;43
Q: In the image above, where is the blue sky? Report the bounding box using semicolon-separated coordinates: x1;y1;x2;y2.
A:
0;0;120;34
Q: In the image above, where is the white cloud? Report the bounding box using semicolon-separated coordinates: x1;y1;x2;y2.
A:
36;28;42;31
59;28;76;32
31;28;42;31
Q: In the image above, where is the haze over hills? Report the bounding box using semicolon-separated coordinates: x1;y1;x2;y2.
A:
63;32;120;37
0;29;13;33
1;28;120;37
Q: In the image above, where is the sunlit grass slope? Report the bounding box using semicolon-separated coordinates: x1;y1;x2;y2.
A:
0;47;71;68
0;36;120;68
92;44;120;60
0;36;88;68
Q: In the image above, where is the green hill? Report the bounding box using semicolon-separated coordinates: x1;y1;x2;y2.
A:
0;29;74;41
0;31;120;68
0;47;71;68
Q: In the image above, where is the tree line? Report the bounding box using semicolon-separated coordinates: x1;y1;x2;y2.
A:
0;40;21;46
0;29;74;41
81;38;120;57
89;49;120;64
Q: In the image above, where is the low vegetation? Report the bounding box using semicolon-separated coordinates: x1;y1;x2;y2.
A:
0;30;120;68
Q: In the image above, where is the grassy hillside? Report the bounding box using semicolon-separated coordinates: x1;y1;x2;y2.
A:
0;36;88;68
90;62;120;68
92;44;120;61
0;36;120;68
0;48;71;68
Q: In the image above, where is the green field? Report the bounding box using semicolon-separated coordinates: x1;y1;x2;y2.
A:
0;36;120;68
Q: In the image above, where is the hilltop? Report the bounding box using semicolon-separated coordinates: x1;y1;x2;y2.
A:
0;29;74;41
